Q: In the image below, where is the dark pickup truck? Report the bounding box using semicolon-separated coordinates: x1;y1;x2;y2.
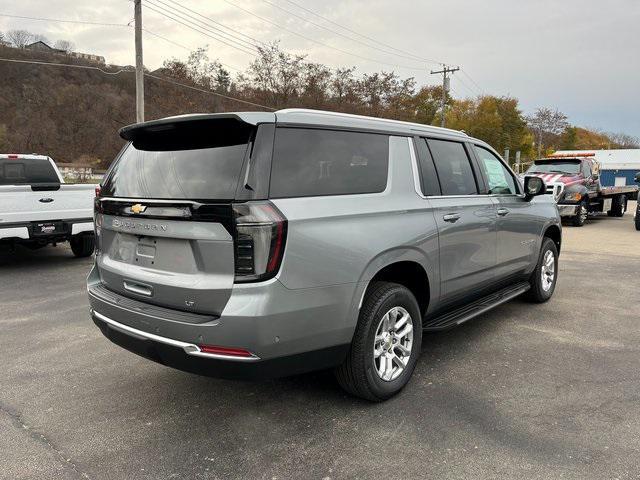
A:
524;153;638;227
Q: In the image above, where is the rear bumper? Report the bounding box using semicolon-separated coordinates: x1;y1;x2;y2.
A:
557;204;579;217
92;311;348;380
0;217;93;241
87;265;355;379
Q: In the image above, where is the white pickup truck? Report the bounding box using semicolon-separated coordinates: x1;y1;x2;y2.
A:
0;154;96;257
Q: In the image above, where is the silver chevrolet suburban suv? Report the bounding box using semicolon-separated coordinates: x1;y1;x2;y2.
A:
87;109;560;401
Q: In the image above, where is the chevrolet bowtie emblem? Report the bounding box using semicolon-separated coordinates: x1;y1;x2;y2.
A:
130;204;147;214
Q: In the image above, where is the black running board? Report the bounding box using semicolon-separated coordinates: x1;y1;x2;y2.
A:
423;282;530;331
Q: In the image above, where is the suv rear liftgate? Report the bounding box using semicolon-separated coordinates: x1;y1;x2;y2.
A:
91;114;288;351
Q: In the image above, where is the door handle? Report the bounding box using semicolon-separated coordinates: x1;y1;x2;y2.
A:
497;208;510;216
442;213;461;223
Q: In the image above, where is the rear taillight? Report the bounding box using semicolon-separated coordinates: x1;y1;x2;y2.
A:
95;185;101;197
233;201;287;283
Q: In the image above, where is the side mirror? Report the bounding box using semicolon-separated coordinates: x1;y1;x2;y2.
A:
635;172;640;184
592;173;599;180
524;176;545;200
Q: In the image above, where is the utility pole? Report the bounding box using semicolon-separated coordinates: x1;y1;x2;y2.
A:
430;65;459;127
134;0;144;123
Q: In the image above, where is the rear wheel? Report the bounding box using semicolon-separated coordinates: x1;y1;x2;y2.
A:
571;199;588;227
635;205;640;231
70;234;95;258
526;238;558;303
335;281;422;402
608;195;627;217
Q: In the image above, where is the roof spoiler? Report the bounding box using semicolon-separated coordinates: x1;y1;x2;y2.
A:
119;112;275;142
119;112;275;151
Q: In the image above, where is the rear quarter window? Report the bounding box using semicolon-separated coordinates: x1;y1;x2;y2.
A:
269;128;389;198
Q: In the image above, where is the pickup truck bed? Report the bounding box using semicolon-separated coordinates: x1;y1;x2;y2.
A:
0;154;96;257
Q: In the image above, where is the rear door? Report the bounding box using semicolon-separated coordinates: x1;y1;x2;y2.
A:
420;138;497;303
96;117;264;316
473;145;537;278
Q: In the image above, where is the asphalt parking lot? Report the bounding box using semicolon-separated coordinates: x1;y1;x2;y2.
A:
1;205;639;480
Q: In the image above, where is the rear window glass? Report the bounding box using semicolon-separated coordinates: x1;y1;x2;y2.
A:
0;158;59;185
102;120;254;200
270;128;389;198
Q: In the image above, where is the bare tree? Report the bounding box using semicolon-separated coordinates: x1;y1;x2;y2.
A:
607;132;640;149
526;107;569;157
7;29;33;48
54;39;75;53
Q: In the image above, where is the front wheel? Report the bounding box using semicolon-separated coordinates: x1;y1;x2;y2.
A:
526;238;559;303
571;199;588;227
635;206;640;231
70;234;95;258
334;282;422;402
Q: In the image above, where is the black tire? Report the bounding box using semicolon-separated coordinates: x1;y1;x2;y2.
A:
334;281;422;402
635;207;640;231
526;237;559;303
70;234;95;258
608;195;627;218
571;199;588;227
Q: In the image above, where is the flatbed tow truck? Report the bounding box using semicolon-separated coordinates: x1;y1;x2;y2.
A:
524;153;638;227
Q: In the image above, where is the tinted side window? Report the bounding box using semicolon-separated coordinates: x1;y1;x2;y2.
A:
270;128;389;198
427;139;478;195
474;146;517;195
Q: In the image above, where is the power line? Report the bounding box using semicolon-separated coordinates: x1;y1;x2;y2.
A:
0;11;244;71
221;0;430;71
161;0;267;49
143;2;258;56
146;0;262;52
460;69;485;94
0;56;127;74
259;0;426;65
0;57;275;110
279;0;443;65
0;13;130;28
142;28;243;71
145;73;275;110
453;75;478;97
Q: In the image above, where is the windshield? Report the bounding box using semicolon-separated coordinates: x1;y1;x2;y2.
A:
102;120;254;200
526;161;581;175
0;158;60;185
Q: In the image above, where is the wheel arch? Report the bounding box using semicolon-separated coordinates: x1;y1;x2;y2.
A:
355;248;435;319
543;224;562;254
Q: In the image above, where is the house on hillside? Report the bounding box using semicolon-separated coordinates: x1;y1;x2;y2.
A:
57;163;97;182
553;149;640;187
70;51;105;64
25;41;65;54
24;41;106;64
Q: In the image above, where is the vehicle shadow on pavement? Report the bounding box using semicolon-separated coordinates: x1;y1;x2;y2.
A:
0;245;92;269
112;300;594;468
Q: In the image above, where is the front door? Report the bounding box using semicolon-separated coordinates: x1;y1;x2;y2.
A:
473;145;538;278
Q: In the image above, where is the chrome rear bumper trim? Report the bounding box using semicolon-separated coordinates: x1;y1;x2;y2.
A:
91;309;260;362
